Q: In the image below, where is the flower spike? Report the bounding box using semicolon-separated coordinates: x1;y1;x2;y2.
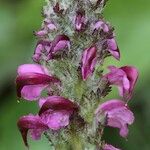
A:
16;0;139;149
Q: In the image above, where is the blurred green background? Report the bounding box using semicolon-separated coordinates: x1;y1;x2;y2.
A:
0;0;149;150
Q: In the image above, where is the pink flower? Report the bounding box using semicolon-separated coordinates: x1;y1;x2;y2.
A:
17;96;79;147
107;38;120;60
92;20;109;33
44;19;57;31
50;34;70;54
92;19;120;60
104;66;139;100
34;19;56;38
34;28;48;37
16;64;60;100
95;100;134;138
75;10;86;31
81;46;97;80
103;144;121;150
39;96;79;130
17;114;48;147
32;40;51;63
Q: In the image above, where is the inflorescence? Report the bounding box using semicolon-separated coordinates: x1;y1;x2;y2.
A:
16;0;139;149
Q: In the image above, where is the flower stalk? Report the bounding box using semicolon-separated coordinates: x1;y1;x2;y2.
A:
16;0;139;149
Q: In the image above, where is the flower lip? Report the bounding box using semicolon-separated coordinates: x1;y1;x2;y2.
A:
16;73;60;98
107;38;120;60
104;66;139;100
39;96;79;116
120;66;139;95
17;115;48;147
95;99;134;138
95;99;125;114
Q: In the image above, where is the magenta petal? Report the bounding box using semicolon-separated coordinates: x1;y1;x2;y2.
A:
44;19;57;31
16;73;60;100
95;100;125;113
121;66;139;99
34;40;51;54
35;43;43;54
107;38;120;60
39;96;79;115
40;110;70;130
105;66;126;85
38;96;79;130
33;41;51;63
54;41;69;52
39;97;48;108
105;66;129;97
34;29;48;37
21;84;48;101
108;107;134;137
95;99;134;138
93;20;109;33
103;144;121;150
32;54;42;63
47;23;57;30
32;43;43;63
17;64;49;75
105;66;138;100
16;64;60;100
50;35;70;53
30;128;44;140
17;115;48;147
81;46;97;80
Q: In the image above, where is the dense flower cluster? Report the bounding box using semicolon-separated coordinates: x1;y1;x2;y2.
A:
16;0;139;149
